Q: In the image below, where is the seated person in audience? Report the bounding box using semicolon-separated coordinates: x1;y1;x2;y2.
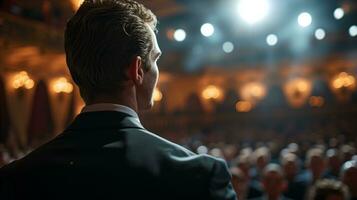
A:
308;179;349;200
341;160;357;200
234;153;263;199
231;167;249;200
340;145;356;163
282;153;306;200
323;148;341;180
297;148;326;185
250;147;271;181
250;163;292;200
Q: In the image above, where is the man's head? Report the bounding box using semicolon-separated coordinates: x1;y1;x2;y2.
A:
281;152;299;181
261;164;287;199
341;160;357;197
65;0;161;110
230;167;248;199
309;179;349;200
306;148;326;180
326;148;341;173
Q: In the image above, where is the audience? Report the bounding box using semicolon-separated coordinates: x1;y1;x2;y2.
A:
250;163;292;200
341;160;357;200
308;179;349;200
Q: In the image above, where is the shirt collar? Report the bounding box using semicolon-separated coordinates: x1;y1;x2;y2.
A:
81;103;139;119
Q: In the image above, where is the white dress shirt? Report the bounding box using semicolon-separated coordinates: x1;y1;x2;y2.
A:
81;103;140;120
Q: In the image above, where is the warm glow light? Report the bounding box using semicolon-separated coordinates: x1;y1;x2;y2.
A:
298;12;312;27
237;0;270;24
309;96;324;107
153;88;163;102
71;0;84;10
12;71;35;90
53;77;73;94
200;23;215;37
202;85;223;100
284;78;312;108
240;82;267;102
236;101;253;112
332;72;356;89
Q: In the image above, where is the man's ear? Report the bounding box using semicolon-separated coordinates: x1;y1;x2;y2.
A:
129;56;144;86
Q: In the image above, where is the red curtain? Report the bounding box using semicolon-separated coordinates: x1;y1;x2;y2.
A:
27;80;54;148
0;75;10;145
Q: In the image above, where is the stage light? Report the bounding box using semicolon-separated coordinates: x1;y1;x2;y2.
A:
71;0;84;10
349;25;357;37
237;0;270;24
173;29;186;42
315;28;326;40
298;12;312;27
222;41;234;53
333;8;344;20
266;34;278;46
200;23;215;37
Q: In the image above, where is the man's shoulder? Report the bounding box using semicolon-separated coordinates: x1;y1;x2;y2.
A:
123;127;226;172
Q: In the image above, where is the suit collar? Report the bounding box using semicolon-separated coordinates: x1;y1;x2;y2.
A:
65;111;145;131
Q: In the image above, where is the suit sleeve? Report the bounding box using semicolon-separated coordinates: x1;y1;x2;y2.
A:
208;158;237;200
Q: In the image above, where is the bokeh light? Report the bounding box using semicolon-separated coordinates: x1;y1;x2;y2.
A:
237;0;270;24
315;28;326;40
349;25;357;37
53;77;73;94
202;85;223;100
173;29;186;42
222;41;234;53
333;8;344;20
266;34;278;46
200;23;215;37
235;101;253;112
298;12;312;27
153;88;163;102
12;71;34;90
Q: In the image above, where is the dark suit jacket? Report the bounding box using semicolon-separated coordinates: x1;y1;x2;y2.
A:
0;111;236;200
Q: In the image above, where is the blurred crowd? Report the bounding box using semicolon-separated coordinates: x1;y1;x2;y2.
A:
185;138;356;200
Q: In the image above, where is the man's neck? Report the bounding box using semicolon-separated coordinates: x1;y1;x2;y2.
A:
86;88;138;112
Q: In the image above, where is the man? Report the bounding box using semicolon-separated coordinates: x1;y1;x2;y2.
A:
282;153;306;200
0;0;236;199
341;160;357;200
230;167;249;200
250;163;292;200
308;179;349;200
323;148;341;180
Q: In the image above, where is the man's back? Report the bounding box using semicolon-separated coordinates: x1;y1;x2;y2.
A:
0;111;236;199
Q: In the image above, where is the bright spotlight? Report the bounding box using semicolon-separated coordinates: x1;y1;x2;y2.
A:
333;8;344;20
173;29;186;42
298;12;312;27
315;28;326;40
266;34;278;46
200;23;215;37
222;41;234;53
349;25;357;37
237;0;270;24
